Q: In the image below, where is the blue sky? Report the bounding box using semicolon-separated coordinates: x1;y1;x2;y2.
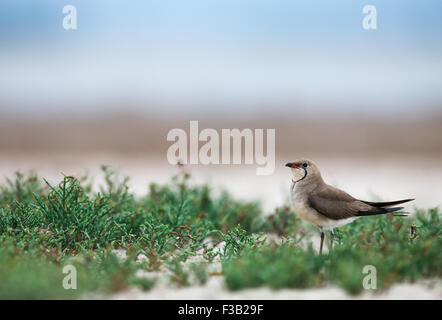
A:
0;0;441;114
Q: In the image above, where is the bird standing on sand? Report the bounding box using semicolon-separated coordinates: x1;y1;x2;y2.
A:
285;160;414;254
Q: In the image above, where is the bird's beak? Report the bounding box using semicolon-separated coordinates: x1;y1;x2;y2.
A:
285;162;298;168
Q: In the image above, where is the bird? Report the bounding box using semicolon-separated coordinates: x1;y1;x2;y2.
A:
285;159;414;254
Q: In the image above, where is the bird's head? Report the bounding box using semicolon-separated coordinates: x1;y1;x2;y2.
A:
285;159;322;183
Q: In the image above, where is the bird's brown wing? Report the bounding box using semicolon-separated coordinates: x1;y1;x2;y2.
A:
308;185;371;220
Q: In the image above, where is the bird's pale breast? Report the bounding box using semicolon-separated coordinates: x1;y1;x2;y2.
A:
290;185;326;227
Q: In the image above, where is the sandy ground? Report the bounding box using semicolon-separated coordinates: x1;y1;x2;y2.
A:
108;278;442;300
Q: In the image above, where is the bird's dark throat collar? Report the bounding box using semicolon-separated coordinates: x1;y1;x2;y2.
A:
292;168;307;184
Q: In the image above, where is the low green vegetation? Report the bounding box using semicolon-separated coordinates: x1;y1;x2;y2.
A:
0;168;440;298
223;208;441;294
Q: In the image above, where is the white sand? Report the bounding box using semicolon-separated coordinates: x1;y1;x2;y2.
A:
108;276;441;300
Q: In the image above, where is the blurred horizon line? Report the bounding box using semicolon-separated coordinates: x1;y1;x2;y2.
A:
1;108;441;158
1;100;442;120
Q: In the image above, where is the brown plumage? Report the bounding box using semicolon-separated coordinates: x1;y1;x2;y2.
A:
308;183;412;219
286;159;414;253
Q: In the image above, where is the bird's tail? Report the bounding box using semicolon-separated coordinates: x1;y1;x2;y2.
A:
360;198;414;208
356;206;408;217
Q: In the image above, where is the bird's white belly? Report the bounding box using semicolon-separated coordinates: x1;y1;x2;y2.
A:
319;217;359;229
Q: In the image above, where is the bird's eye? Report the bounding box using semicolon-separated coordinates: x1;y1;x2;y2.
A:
302;162;308;168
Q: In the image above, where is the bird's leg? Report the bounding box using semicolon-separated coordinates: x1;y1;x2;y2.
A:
330;229;335;251
319;228;324;254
